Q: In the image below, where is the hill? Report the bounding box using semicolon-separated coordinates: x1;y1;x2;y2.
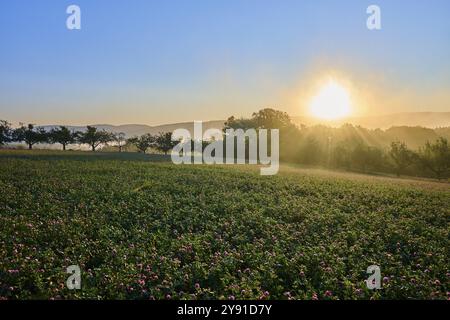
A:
42;120;225;138
292;112;450;129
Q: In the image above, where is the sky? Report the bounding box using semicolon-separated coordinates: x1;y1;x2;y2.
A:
0;0;449;126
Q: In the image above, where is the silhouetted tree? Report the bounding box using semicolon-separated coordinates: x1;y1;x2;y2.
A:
299;137;323;165
351;144;383;173
0;120;12;146
127;134;155;154
224;116;258;131
419;138;450;180
225;108;298;163
332;144;352;169
13;124;48;149
251;108;293;129
154;132;177;155
50;126;79;150
113;132;126;152
78;126;113;151
389;141;417;176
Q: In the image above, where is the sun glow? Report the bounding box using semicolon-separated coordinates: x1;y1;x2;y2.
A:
309;80;352;120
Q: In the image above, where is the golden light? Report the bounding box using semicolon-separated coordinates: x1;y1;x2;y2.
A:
309;80;352;120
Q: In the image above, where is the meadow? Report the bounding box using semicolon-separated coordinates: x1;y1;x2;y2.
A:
0;150;448;300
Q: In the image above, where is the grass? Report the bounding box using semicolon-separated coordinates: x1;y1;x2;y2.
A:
0;150;448;300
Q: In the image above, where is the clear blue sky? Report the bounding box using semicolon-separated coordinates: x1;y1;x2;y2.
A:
0;0;449;125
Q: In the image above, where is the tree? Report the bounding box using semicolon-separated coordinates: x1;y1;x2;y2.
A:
0;120;12;146
154;132;177;155
419;138;450;180
251;108;293;129
225;108;294;131
225;109;297;163
127;134;155;154
332;144;351;169
78;126;113;152
350;143;383;173
298;137;323;165
50;126;78;151
13;124;48;150
389;141;416;176
224;116;258;131
113;132;126;152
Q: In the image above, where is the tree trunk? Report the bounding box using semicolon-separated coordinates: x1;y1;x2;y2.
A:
92;145;96;152
63;144;66;151
28;143;32;150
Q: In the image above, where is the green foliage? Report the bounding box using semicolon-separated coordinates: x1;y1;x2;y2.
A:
297;137;323;165
49;126;79;151
351;143;384;173
251;108;293;130
78;126;113;151
127;134;155;154
127;132;177;155
1;111;449;179
226;109;450;179
0;150;448;300
0;120;12;145
112;132;127;152
224;116;257;131
389;142;417;176
154;132;178;155
419;138;450;180
12;124;48;149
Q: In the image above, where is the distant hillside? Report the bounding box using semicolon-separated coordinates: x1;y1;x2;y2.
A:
383;126;443;149
40;113;450;136
42;120;226;138
292;112;450;129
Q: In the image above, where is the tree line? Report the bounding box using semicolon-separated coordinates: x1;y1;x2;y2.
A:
224;109;450;180
0;121;177;154
1;111;449;180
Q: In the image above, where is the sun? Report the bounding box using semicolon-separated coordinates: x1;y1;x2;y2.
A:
309;80;352;120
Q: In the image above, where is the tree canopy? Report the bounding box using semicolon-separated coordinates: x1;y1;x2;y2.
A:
78;126;113;151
